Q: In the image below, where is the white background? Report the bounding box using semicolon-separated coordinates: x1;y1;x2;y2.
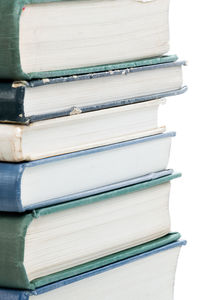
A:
159;1;198;298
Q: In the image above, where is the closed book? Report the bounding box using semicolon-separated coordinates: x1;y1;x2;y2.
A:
0;132;175;212
0;172;180;290
0;57;186;124
1;0;170;80
0;234;186;299
0;99;167;162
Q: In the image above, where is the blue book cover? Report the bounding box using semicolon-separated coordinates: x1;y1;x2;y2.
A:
0;132;176;212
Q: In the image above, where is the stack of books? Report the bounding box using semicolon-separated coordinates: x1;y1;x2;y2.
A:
0;0;187;299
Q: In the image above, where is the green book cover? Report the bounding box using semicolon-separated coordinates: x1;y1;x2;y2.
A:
0;173;180;290
0;0;176;80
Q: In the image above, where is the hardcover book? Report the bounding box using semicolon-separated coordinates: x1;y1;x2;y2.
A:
0;171;180;290
0;99;166;162
0;0;170;80
0;57;186;124
0;234;186;299
0;133;175;212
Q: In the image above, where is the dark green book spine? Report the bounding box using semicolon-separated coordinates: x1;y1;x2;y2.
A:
0;213;33;289
0;82;27;123
0;0;61;80
0;1;26;80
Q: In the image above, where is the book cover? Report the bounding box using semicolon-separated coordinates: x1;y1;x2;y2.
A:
0;227;183;290
0;0;171;80
0;132;176;212
0;234;185;295
0;58;187;124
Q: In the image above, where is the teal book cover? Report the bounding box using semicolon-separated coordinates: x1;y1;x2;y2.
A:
0;173;180;290
0;231;183;291
0;0;171;80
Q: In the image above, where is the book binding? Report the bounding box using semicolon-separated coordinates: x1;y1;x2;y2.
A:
0;234;186;294
0;59;187;124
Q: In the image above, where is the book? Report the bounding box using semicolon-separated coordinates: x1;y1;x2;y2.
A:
0;99;167;162
1;0;171;80
0;233;186;297
0;57;187;124
0;170;180;290
0;133;175;212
